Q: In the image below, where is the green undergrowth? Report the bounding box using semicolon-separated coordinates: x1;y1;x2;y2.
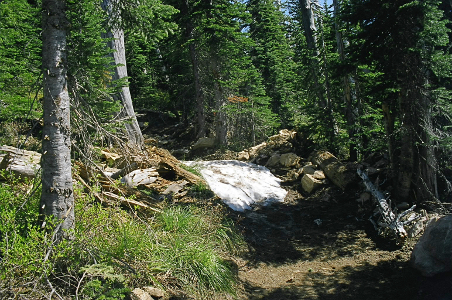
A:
0;173;244;299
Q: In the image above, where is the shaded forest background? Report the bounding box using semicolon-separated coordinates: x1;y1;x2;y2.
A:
1;1;452;299
2;0;452;205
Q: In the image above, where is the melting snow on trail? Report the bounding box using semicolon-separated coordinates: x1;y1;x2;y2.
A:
183;160;287;211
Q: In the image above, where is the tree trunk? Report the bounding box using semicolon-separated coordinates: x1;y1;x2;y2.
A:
189;39;207;139
41;0;75;239
299;0;335;143
382;102;395;171
397;53;438;203
333;0;357;160
300;0;319;55
102;0;144;148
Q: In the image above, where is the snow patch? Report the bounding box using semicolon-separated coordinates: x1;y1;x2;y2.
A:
184;160;287;211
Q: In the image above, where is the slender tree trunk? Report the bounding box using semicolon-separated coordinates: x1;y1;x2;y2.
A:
414;71;438;201
102;0;143;148
382;102;395;171
300;0;319;56
299;0;335;143
397;53;438;203
333;0;357;160
211;60;227;146
40;0;74;239
189;40;207;138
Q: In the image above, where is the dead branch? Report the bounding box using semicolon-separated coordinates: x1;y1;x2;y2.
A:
357;168;418;239
110;162;139;180
102;191;161;212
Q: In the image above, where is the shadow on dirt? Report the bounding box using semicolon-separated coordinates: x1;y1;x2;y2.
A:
232;187;374;266
230;187;452;300
242;263;452;300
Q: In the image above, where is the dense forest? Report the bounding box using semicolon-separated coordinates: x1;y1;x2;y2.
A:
1;0;452;298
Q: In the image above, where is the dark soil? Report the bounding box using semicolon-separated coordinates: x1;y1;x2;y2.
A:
143;123;452;300
226;186;452;300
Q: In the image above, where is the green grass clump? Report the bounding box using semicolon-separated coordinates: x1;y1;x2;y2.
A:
156;206;242;296
0;175;243;299
180;163;202;177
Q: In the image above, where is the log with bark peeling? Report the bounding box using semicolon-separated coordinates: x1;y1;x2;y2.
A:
0;145;41;179
310;150;356;190
357;169;419;239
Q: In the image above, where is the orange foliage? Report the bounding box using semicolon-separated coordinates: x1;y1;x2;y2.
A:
227;95;249;103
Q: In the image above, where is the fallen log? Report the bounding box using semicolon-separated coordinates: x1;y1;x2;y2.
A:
357;168;419;240
0;145;41;180
74;172;161;213
310;150;356;190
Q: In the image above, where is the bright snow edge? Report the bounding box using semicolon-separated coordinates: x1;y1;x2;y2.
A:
183;160;287;211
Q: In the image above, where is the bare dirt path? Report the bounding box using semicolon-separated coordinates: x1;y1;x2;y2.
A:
227;187;452;300
143;123;452;300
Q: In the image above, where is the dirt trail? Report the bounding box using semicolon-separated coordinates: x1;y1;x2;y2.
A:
142;123;452;300
227;187;452;300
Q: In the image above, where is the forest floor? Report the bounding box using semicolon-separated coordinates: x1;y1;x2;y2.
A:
143;122;452;300
225;186;452;300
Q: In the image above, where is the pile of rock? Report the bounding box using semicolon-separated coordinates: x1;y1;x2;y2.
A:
131;286;165;300
234;130;358;194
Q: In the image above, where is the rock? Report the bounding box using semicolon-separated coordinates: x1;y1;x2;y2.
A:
302;164;316;175
142;287;165;299
301;174;323;193
101;149;122;166
237;151;250;161
411;215;452;277
192;137;216;150
171;148;189;156
131;288;154;300
279;153;300;167
285;169;301;182
144;137;158;146
408;219;427;238
396;201;410;210
121;168;159;188
266;154;281;167
313;170;325;180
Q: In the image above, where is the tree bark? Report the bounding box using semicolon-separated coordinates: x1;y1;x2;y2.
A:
211;60;227;146
397;52;438;203
189;39;207;139
299;0;335;142
102;0;144;148
333;0;357;160
41;0;75;239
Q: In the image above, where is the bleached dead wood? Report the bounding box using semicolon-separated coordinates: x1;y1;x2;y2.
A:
357;169;419;239
102;191;161;212
74;172;161;213
0;145;41;179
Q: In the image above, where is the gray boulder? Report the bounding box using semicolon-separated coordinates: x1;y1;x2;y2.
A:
411;215;452;277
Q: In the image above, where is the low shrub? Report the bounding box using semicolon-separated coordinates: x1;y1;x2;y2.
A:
0;176;243;299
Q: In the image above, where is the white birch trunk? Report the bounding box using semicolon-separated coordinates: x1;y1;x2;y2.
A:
102;0;144;148
41;0;75;238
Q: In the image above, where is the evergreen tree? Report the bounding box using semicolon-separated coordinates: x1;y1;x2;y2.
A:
0;0;41;120
344;0;452;202
290;0;339;150
247;0;296;127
